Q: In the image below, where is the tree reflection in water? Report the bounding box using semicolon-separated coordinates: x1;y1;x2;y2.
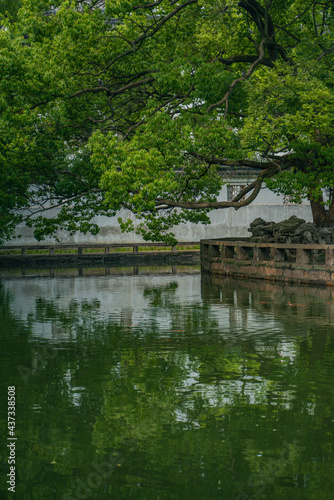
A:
0;268;334;499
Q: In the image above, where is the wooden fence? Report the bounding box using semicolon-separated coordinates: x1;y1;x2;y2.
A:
0;241;200;256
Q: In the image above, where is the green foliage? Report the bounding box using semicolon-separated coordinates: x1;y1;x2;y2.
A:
1;0;334;243
0;0;23;21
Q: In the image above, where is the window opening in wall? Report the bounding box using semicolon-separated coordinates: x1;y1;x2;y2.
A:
283;194;298;205
227;185;246;202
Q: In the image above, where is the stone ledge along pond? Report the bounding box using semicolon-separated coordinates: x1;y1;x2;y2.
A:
1;264;334;500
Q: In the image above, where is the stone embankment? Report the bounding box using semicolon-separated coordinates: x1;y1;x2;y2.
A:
201;217;334;286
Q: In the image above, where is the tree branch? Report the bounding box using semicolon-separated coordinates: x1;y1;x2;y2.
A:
123;85;194;139
207;39;266;116
273;0;315;37
217;54;274;68
317;44;334;61
69;77;155;99
155;164;282;210
103;0;197;71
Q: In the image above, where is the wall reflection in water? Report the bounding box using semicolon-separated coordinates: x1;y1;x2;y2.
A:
0;265;334;500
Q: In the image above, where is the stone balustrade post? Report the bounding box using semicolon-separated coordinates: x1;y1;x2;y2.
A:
326;247;334;266
296;248;310;264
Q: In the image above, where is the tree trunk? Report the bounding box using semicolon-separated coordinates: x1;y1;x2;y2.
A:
309;191;334;226
327;198;334;226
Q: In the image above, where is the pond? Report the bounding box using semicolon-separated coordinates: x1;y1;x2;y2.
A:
1;265;334;500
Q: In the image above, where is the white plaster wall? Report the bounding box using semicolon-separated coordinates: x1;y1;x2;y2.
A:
6;185;312;246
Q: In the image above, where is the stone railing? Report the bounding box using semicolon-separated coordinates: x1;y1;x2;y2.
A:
200;239;334;285
201;240;334;266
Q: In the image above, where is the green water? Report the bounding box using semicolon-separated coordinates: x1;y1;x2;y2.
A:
1;265;334;500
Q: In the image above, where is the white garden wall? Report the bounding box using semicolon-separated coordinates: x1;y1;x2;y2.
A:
5;185;313;246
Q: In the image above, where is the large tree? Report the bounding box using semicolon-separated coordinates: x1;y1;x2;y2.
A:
1;0;334;244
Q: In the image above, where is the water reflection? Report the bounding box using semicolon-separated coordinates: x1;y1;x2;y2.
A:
0;266;334;499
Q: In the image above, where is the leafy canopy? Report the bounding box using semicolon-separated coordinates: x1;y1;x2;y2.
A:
1;0;334;244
